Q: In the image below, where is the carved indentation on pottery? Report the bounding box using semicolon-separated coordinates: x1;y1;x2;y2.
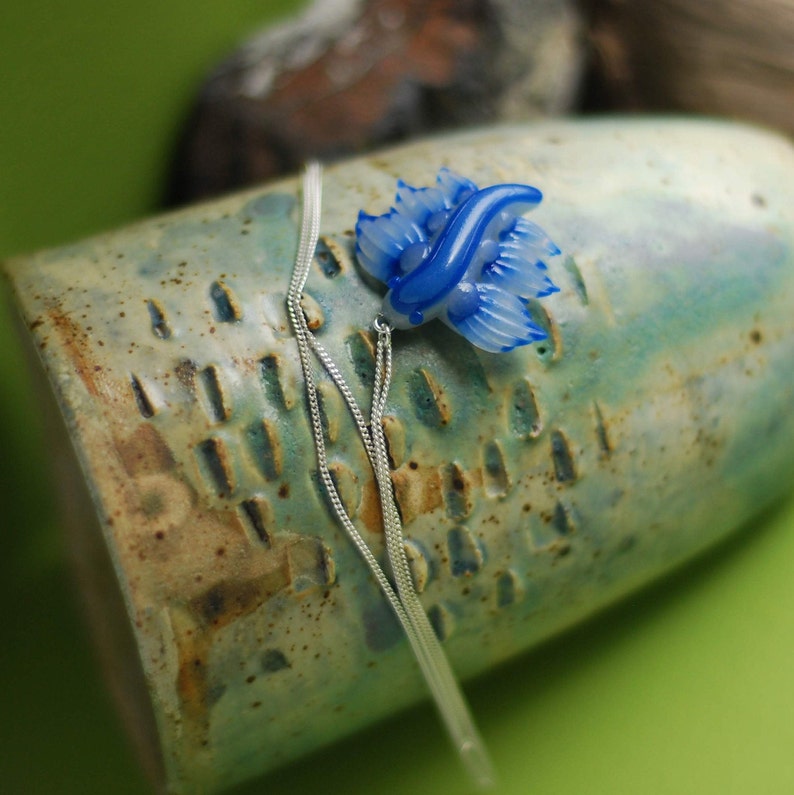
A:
238;496;274;547
299;291;325;331
315;380;341;443
130;373;155;418
527;508;572;555
403;538;432;593
259;353;296;410
209;280;243;322
327;461;360;518
482;440;510;497
593;401;612;458
246;419;282;481
526;299;560;362
563;255;589;305
196;437;235;497
146;298;172;339
314;236;342;278
345;329;375;387
550;429;577;483
408;368;452;428
380;414;406;468
496;569;524;608
551;500;576;535
510;378;542;439
287;537;336;593
441;462;473;521
199;364;232;422
447;525;484;576
428;602;456;642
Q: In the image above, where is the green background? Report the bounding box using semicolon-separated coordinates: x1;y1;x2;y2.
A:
2;2;794;793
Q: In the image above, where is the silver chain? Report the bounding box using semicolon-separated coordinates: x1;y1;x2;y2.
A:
287;161;494;790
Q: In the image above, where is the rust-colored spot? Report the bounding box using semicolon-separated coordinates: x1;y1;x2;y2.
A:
176;655;208;723
358;477;384;534
391;462;443;525
44;300;103;397
175;358;199;395
116;423;177;477
190;567;291;633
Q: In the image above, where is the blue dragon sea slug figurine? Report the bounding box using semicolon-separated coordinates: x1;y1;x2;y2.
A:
355;168;560;352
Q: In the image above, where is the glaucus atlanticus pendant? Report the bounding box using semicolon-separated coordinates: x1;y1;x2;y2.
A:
4;119;794;794
355;168;560;351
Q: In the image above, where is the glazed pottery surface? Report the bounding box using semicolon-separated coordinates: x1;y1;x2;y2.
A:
5;118;794;793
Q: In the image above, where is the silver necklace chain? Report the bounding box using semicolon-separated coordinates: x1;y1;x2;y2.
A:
286;162;494;789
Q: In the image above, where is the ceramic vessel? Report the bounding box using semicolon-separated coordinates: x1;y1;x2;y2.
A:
5;118;794;794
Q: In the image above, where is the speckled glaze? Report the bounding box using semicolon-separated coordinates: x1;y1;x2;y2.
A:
5;119;794;794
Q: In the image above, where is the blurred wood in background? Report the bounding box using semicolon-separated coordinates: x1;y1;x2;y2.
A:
583;0;794;134
167;0;585;203
167;0;793;205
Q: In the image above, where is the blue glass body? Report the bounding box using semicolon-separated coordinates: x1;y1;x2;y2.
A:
355;168;560;352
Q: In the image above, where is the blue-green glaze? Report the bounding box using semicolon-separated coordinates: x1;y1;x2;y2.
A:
5;119;794;794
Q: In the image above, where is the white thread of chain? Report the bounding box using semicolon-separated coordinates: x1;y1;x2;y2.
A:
286;161;495;790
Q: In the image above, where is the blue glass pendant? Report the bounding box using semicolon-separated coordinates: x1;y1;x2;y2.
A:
355;168;560;352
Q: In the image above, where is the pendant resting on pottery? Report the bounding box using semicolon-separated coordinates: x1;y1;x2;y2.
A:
355;168;560;352
6;119;794;795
